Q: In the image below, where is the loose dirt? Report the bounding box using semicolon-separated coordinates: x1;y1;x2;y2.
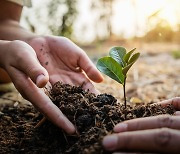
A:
0;82;175;154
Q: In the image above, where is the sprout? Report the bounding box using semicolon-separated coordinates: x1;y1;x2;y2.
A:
96;46;140;109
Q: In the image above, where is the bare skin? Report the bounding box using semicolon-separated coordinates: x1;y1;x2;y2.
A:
0;1;103;134
0;68;11;83
103;97;180;153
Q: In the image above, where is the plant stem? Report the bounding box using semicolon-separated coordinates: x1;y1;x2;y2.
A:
123;77;127;109
123;77;127;119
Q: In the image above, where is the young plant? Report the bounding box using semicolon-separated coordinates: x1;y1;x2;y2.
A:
96;46;140;109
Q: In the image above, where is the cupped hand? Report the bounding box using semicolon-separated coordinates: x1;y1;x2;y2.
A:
103;97;180;153
0;40;75;134
28;36;103;94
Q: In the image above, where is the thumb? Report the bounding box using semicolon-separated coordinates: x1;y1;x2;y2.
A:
14;51;49;88
22;58;49;88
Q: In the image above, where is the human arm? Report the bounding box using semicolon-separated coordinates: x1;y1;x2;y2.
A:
0;1;103;133
103;97;180;153
0;0;36;83
0;0;35;41
0;40;75;134
0;0;103;91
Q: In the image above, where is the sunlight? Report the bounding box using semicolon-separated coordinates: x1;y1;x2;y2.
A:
159;2;178;27
112;0;180;38
23;0;180;42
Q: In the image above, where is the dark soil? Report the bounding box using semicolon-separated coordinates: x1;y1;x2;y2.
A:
0;82;175;154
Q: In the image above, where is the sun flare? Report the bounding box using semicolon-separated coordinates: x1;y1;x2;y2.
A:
112;0;180;38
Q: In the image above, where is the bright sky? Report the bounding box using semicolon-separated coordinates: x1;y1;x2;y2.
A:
22;0;180;43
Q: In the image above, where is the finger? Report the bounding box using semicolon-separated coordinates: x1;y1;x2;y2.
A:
103;128;180;152
114;115;180;133
7;67;75;134
175;111;180;116
78;52;103;83
49;73;74;86
157;97;180;110
65;71;100;94
82;80;100;95
49;71;100;94
13;49;49;88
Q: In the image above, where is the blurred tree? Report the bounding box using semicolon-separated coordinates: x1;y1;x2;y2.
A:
144;20;174;42
173;24;180;42
47;0;77;38
131;0;139;37
23;0;77;39
91;0;114;40
146;10;161;32
143;10;179;42
25;16;36;33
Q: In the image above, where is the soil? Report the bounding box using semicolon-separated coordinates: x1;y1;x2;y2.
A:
0;81;175;154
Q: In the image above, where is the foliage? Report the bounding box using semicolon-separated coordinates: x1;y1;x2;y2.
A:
144;22;174;42
47;0;77;38
97;47;140;85
91;0;114;39
144;17;180;43
172;50;180;59
96;46;140;109
23;0;77;39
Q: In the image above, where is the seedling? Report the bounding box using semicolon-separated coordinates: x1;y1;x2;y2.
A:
96;46;140;109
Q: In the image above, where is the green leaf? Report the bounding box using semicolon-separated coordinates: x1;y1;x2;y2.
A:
122;52;140;75
123;48;136;63
97;57;125;84
128;52;140;64
122;63;134;75
109;47;126;67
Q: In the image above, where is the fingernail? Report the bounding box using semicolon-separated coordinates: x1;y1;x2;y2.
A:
114;123;128;132
36;74;46;87
103;135;118;150
174;111;180;116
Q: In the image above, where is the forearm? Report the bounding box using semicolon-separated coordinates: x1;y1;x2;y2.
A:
0;20;35;41
0;1;36;83
0;0;35;42
0;19;29;84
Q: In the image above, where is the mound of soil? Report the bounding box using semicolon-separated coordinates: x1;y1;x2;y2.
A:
0;82;175;154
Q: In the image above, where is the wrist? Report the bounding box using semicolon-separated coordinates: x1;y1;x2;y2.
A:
0;19;35;41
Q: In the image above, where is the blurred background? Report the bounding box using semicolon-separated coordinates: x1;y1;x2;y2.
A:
22;0;180;44
20;0;180;102
1;0;180;105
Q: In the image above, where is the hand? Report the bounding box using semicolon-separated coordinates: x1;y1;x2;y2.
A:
103;97;180;153
0;40;75;134
0;1;103;134
27;35;103;94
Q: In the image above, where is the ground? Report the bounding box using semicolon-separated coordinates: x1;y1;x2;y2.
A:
91;41;180;103
0;41;180;109
0;41;179;153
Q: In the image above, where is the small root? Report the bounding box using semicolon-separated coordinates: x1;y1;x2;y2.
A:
35;116;46;128
62;130;69;145
110;118;115;127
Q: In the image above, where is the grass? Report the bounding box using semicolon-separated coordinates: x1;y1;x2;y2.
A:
172;50;180;59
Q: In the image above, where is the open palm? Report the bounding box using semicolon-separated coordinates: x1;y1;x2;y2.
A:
28;36;103;94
